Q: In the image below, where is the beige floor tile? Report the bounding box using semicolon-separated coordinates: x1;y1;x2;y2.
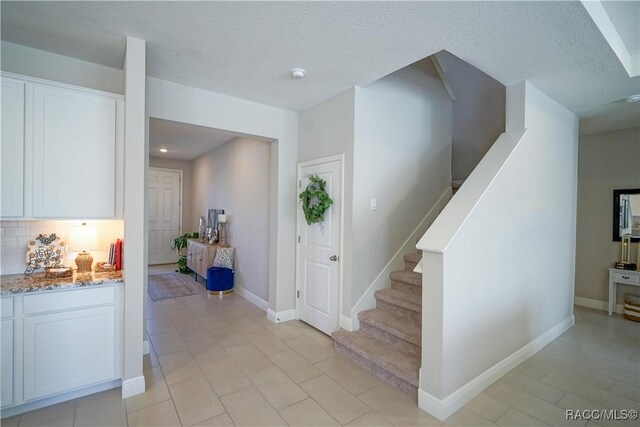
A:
262;322;303;340
357;384;441;426
198;313;232;331
502;371;566;404
150;331;188;356
174;319;212;343
245;330;288;355
496;408;548;426
159;350;205;385
233;317;268;335
148;316;178;336
300;326;335;348
193;412;236;426
225;343;273;373
74;388;127;426
143;349;160;370
126;367;172;413
512;360;552;380
127;400;181;427
608;380;640;401
247;365;308;409
268;349;323;384
315;356;381;394
346;411;393;426
528;355;615;390
219;387;286;426
285;335;335;363
169;377;226;426
557;393;639;427
147;303;168;320
466;393;510;422
279;398;340;426
186;336;228;365
19;402;76;427
0;415;21;427
209;327;249;348
299;375;370;425
444;407;496;426
167;308;198;325
199;357;253;397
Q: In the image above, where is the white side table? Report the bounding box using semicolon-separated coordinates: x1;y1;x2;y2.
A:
608;268;640;315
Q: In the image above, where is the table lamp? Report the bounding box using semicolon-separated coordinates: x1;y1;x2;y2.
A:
218;214;228;246
69;223;100;273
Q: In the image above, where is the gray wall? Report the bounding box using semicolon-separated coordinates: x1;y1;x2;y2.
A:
435;51;505;181
575;127;640;305
191;137;271;301
149;157;194;233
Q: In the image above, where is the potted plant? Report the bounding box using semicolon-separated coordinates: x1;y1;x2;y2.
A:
171;232;199;274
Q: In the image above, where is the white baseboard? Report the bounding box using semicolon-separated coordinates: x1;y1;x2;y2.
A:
142;340;150;355
419;314;575;421
350;187;452;330
340;315;352;331
121;375;146;399
575;296;623;314
234;285;268;311
267;308;296;323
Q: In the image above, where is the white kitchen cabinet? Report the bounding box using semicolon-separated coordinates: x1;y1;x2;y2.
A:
1;318;14;408
0;77;25;217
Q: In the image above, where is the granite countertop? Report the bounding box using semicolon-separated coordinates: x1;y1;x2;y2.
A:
0;270;124;295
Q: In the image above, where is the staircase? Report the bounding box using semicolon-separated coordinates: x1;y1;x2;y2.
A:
332;251;423;400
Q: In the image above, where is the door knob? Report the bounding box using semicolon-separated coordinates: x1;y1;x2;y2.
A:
330;255;338;261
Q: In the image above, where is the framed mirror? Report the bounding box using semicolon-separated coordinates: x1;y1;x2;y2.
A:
613;189;640;242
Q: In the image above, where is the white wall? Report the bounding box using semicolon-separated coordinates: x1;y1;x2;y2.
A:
0;41;123;94
417;81;578;419
298;89;355;317
191;138;271;301
146;77;298;314
575;127;640;307
434;51;505;181
149;157;194;232
351;61;453;315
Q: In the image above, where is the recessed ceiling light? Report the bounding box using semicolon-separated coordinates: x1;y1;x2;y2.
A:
159;148;168;153
626;94;640;103
291;68;306;80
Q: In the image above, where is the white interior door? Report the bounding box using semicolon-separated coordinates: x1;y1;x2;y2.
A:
297;156;342;335
148;168;181;265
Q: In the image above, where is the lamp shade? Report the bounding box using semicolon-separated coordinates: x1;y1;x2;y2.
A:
218;214;228;223
68;224;100;252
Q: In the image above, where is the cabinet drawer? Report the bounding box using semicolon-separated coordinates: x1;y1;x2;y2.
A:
613;272;640;286
1;297;14;318
24;286;115;315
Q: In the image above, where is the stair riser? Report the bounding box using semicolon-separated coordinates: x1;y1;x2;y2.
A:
376;299;421;321
359;321;421;358
404;261;418;271
390;280;421;296
335;342;417;401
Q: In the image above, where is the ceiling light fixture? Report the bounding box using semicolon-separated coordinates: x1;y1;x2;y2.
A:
291;68;306;80
159;148;168;153
626;94;640;103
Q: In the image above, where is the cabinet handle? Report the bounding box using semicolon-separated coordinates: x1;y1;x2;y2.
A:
622;275;630;280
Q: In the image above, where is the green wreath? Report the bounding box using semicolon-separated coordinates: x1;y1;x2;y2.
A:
299;175;334;225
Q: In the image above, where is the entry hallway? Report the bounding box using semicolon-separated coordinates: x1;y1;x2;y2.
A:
4;266;638;426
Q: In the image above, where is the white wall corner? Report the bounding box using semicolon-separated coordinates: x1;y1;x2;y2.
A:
340;315;352;331
267;308;296;323
121;375;146;399
418;315;575;421
234;285;269;312
505;81;526;132
142;340;150;355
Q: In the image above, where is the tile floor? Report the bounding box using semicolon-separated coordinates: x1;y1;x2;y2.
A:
3;265;638;426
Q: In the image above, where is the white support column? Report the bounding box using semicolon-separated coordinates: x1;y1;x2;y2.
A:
122;36;147;399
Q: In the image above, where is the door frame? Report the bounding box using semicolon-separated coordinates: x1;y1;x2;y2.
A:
295;154;345;331
148;167;183;264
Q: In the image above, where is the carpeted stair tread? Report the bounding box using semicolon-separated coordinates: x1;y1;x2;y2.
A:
390;270;422;286
403;252;422;265
332;330;420;386
375;288;422;313
358;309;421;347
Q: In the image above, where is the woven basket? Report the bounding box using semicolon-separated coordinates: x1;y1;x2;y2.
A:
45;267;73;279
623;293;640;322
95;262;116;273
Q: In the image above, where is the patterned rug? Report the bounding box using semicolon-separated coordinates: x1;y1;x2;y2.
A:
148;273;200;301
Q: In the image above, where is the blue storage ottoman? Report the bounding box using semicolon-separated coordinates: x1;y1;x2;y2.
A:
206;266;234;295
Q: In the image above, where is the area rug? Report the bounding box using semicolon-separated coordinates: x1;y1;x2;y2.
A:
148;273;200;301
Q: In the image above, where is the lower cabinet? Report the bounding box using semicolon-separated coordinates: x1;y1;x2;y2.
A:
1;318;14;408
23;306;115;400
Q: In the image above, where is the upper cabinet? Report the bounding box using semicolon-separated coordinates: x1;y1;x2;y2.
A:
1;78;25;217
0;73;124;219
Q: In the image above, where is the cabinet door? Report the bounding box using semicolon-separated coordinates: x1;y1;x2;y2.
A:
23;306;115;400
1;77;25;217
1;318;14;407
32;85;117;218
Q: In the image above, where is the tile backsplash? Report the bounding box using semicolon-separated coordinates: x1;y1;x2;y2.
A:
0;220;124;275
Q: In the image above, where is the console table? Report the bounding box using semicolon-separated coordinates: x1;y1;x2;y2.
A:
186;239;225;282
608;268;640;316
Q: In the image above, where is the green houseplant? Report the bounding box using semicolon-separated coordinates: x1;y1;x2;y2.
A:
171;232;199;274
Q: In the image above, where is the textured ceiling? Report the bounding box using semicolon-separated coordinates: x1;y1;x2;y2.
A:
601;0;640;55
149;118;256;161
1;0;639;121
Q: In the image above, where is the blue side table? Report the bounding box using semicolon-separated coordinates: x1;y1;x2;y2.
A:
206;267;234;296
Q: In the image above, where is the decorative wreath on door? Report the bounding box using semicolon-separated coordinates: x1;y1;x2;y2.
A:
299;175;334;225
